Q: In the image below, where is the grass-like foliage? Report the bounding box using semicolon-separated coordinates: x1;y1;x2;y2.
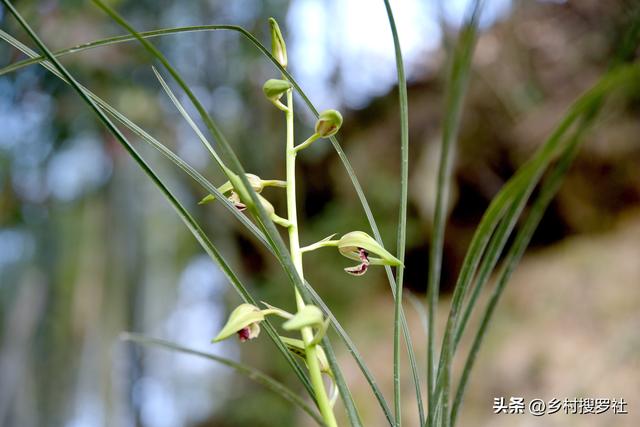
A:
2;0;639;425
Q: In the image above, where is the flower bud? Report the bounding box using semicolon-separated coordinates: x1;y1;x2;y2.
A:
263;79;291;102
282;305;324;331
338;231;402;276
263;79;291;110
268;17;288;69
314;109;343;138
213;303;265;343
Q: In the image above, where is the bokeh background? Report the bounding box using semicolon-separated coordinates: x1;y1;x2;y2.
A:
1;0;639;426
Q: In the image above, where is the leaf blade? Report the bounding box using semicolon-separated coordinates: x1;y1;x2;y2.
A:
121;333;325;426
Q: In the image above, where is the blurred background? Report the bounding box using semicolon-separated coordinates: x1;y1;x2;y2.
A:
1;0;639;426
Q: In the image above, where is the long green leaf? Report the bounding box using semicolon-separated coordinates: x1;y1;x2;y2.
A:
450;12;640;410
0;25;240;76
426;3;483;426
150;66;227;170
431;63;639;425
0;0;315;402
382;0;424;425
452;4;640;354
449;115;593;426
121;333;325;426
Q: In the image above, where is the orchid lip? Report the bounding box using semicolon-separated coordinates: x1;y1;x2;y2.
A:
237;327;251;342
233;201;247;211
344;247;370;276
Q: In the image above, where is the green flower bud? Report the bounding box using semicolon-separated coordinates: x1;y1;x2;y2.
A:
212;303;265;343
282;305;324;331
315;109;343;138
263;79;291;102
338;231;402;276
268;17;288;69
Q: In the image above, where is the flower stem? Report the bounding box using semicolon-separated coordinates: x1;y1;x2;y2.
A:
262;179;287;188
293;133;320;152
285;87;338;427
300;239;340;254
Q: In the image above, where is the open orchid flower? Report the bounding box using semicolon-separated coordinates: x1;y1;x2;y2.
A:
337;231;403;276
199;173;290;227
212;303;292;343
300;231;402;276
198;173;285;211
212;303;264;343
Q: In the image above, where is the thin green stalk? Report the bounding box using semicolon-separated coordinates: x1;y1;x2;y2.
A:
0;0;317;404
121;333;325;426
303;281;385;426
293;133;320;152
284;87;338;427
381;1;419;425
426;3;483;426
320;333;359;426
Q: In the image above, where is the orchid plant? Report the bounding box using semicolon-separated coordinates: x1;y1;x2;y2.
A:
202;20;401;425
1;0;638;426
